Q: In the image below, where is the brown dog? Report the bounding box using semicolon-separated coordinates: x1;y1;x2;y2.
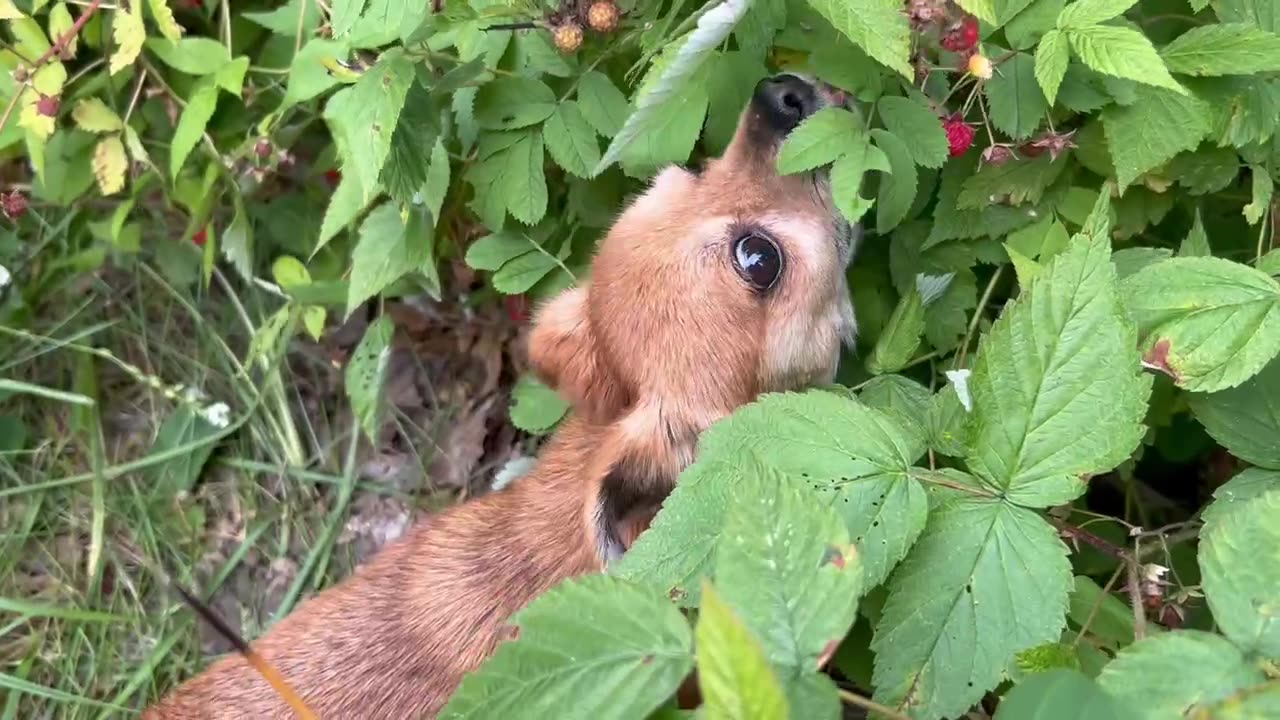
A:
144;72;859;719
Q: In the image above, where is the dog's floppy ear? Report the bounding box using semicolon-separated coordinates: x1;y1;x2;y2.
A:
528;285;629;422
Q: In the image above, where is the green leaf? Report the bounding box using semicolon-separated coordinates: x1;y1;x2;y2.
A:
1178;208;1211;257
576;71;631;138
872;498;1072;719
439;574;693;720
322;50;415;202
470;128;547;226
612;460;744;606
986;53;1048;140
1067;575;1139;648
1006;0;1066;50
1112;247;1172;279
699;391;927;590
1245;164;1273;225
1056;0;1139;29
465;231;532;272
146;407;220;501
830;138;883;225
90;135;126;196
345;314;394;442
715;463;862;672
509;374;569;435
877;96;948;169
423;137;450;224
871;129;918;233
544;101;601;179
473;77;557;131
1101;85;1211;188
859;374;932;440
1160;23;1280;76
283;39;349;108
1035;30;1071;105
868;284;924;375
145;37;229;75
72;98;123;133
1121;257;1280;392
169;80;218;178
1006;214;1071;261
1218;0;1279;33
330;0;367;37
1199;480;1280;657
493;250;559;295
380;83;441;205
271;256;311;288
957;154;1069;210
1188;359;1280;469
776;107;864;175
1066;25;1185;95
317;172;378;252
993;668;1125;720
806;0;912;78
347;202;427;316
695;584;789;720
597;0;748;174
967;210;1151;507
1097;631;1266;719
1202;468;1280;531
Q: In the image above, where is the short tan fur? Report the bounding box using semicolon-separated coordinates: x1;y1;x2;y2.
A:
144;73;858;720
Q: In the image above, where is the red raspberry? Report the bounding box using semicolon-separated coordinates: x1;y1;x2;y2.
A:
1;190;27;220
941;15;980;53
192;227;208;246
943;115;976;157
323;168;341;187
35;94;60;117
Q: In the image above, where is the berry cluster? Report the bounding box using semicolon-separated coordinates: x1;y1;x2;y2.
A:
551;0;621;54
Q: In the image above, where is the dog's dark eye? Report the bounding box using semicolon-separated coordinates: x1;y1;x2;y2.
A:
733;233;782;292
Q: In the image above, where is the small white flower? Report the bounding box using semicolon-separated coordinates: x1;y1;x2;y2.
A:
0;263;9;290
200;402;231;429
182;386;207;403
945;369;973;412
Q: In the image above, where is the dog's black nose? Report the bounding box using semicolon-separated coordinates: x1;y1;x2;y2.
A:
753;74;820;134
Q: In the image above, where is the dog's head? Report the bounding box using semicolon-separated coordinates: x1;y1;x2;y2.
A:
528;73;860;561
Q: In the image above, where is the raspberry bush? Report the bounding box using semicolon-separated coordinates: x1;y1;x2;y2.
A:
2;0;1279;717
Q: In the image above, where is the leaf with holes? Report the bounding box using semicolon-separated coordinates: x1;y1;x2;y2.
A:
439;574;693;720
714;463;862;672
872;497;1072;720
1121;257;1280;392
345;314;394;443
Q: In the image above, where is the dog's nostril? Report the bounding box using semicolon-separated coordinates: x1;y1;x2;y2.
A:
780;91;803;114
